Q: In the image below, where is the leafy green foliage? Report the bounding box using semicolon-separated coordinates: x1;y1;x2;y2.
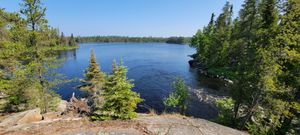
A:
214;98;236;127
164;77;188;115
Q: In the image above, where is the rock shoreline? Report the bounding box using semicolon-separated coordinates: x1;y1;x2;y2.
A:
188;56;233;84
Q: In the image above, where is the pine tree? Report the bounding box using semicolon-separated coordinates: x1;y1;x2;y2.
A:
273;0;300;133
229;0;259;69
1;0;76;113
208;2;233;67
19;0;61;112
80;49;106;94
230;0;260;124
191;13;215;63
79;49;106;114
60;32;67;45
68;33;76;46
93;60;143;120
190;0;299;133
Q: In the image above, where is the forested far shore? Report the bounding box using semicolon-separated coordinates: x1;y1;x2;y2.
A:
76;36;191;44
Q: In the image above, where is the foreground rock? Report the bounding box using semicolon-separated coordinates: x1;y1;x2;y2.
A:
0;108;42;127
57;100;68;114
0;113;248;135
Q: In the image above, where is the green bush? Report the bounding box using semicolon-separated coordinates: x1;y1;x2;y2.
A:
214;98;236;127
164;77;188;115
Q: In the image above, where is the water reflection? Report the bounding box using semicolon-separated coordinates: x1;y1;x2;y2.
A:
56;49;77;61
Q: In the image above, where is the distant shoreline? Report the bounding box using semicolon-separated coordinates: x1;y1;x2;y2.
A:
78;42;190;45
76;36;191;45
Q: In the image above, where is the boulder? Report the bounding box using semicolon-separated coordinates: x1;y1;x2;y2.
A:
57;100;68;114
188;59;199;68
16;108;42;125
42;112;60;121
0;108;42;127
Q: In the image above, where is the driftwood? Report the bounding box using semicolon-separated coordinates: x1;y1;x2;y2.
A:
66;93;90;114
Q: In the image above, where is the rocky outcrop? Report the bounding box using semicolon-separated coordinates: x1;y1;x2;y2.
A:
42;112;60;121
188;58;233;85
16;109;42;125
57;100;68;114
0;108;42;127
0;114;248;135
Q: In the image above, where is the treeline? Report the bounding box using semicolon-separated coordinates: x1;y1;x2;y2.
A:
77;36;191;44
0;0;77;113
191;0;299;134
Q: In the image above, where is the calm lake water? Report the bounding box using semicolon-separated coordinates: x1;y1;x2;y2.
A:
54;43;224;119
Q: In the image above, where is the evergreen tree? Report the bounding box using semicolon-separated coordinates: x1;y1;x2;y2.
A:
273;0;300;133
20;0;46;46
60;32;67;45
1;0;77;113
93;60;143;120
191;13;215;64
229;0;259;67
68;33;76;46
191;0;299;133
79;49;106;114
79;49;106;94
208;2;233;67
19;0;62;112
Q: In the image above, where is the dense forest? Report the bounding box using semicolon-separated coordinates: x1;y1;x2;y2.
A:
77;36;191;44
191;0;300;134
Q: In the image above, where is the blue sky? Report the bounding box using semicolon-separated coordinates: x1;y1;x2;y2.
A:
0;0;244;37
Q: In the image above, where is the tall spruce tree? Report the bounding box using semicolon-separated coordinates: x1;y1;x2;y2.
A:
93;60;142;120
79;49;106;114
80;49;106;94
208;2;233;67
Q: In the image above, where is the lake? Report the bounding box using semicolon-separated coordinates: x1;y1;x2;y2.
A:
54;43;225;119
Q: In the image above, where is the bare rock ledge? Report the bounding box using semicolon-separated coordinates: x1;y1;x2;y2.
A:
0;112;248;135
